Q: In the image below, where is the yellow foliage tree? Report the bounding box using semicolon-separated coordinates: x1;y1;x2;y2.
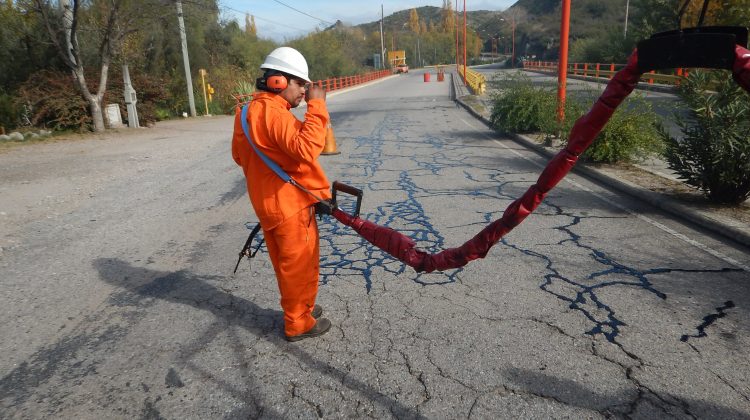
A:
245;14;257;36
409;8;420;34
442;0;455;33
680;0;722;27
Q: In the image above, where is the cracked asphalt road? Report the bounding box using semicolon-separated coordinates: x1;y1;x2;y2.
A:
1;70;749;419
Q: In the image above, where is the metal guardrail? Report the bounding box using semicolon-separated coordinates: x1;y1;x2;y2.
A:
458;66;486;95
522;61;686;86
233;69;392;104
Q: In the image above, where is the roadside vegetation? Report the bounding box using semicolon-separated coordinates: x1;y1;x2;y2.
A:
0;1;476;135
489;68;749;204
489;72;662;164
7;0;743;135
661;71;750;205
488;1;750;205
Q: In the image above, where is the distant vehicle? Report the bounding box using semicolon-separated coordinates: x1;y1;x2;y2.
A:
395;64;409;74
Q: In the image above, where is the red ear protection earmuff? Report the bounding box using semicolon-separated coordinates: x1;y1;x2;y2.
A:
266;74;287;92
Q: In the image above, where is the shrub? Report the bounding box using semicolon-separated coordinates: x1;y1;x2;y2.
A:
194;64;255;115
490;73;556;134
661;70;750;204
0;91;18;131
105;69;169;126
538;96;584;144
582;95;663;163
154;108;171;121
16;70;91;131
491;72;665;164
15;68;170;130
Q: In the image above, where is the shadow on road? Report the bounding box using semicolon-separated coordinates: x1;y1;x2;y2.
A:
93;258;426;419
504;367;749;418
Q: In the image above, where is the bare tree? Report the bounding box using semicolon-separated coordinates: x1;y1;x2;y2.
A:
29;0;135;132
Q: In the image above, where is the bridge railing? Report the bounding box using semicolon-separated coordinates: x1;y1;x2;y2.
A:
233;69;392;105
522;61;686;86
458;66;486;95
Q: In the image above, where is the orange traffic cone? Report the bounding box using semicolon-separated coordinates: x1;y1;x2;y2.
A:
321;122;340;155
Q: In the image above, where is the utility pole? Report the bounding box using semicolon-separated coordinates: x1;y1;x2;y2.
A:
511;16;516;67
176;0;196;117
454;1;458;67
463;0;466;84
380;5;385;69
557;0;571;124
624;0;630;38
417;37;421;67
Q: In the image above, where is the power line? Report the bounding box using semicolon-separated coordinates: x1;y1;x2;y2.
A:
270;0;335;26
220;4;310;33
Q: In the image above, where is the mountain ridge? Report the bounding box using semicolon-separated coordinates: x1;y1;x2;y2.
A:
345;1;630;60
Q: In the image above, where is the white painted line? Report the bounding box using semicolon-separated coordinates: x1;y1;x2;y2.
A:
458;117;749;272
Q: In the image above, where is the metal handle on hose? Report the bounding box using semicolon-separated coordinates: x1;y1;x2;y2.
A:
332;181;363;218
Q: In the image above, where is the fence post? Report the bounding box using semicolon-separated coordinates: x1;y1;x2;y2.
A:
609;63;615;79
595;63;600;78
648;70;655;84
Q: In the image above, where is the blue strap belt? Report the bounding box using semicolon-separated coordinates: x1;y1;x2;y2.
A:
240;103;325;203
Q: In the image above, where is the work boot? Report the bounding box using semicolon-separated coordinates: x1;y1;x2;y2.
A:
285;318;331;342
312;304;323;319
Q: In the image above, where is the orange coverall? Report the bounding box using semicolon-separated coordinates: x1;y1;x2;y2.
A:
231;92;331;336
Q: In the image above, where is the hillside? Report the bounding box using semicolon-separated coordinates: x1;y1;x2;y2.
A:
354;6;504;36
352;1;631;61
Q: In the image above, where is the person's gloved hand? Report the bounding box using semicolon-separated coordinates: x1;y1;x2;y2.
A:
314;200;334;216
306;84;326;102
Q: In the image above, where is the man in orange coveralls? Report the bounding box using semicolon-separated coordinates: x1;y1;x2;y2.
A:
232;47;332;342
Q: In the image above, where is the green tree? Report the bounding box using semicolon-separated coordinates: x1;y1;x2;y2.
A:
0;3;60;92
630;0;682;41
25;0;165;132
715;0;750;25
0;2;62;130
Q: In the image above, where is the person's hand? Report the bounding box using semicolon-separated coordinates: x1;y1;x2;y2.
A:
305;84;326;102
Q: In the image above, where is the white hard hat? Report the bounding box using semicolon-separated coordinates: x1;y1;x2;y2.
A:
260;47;311;83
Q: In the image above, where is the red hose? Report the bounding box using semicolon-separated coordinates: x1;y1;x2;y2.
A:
733;45;750;93
333;47;750;273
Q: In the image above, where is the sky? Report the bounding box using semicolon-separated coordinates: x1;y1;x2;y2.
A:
220;1;517;41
